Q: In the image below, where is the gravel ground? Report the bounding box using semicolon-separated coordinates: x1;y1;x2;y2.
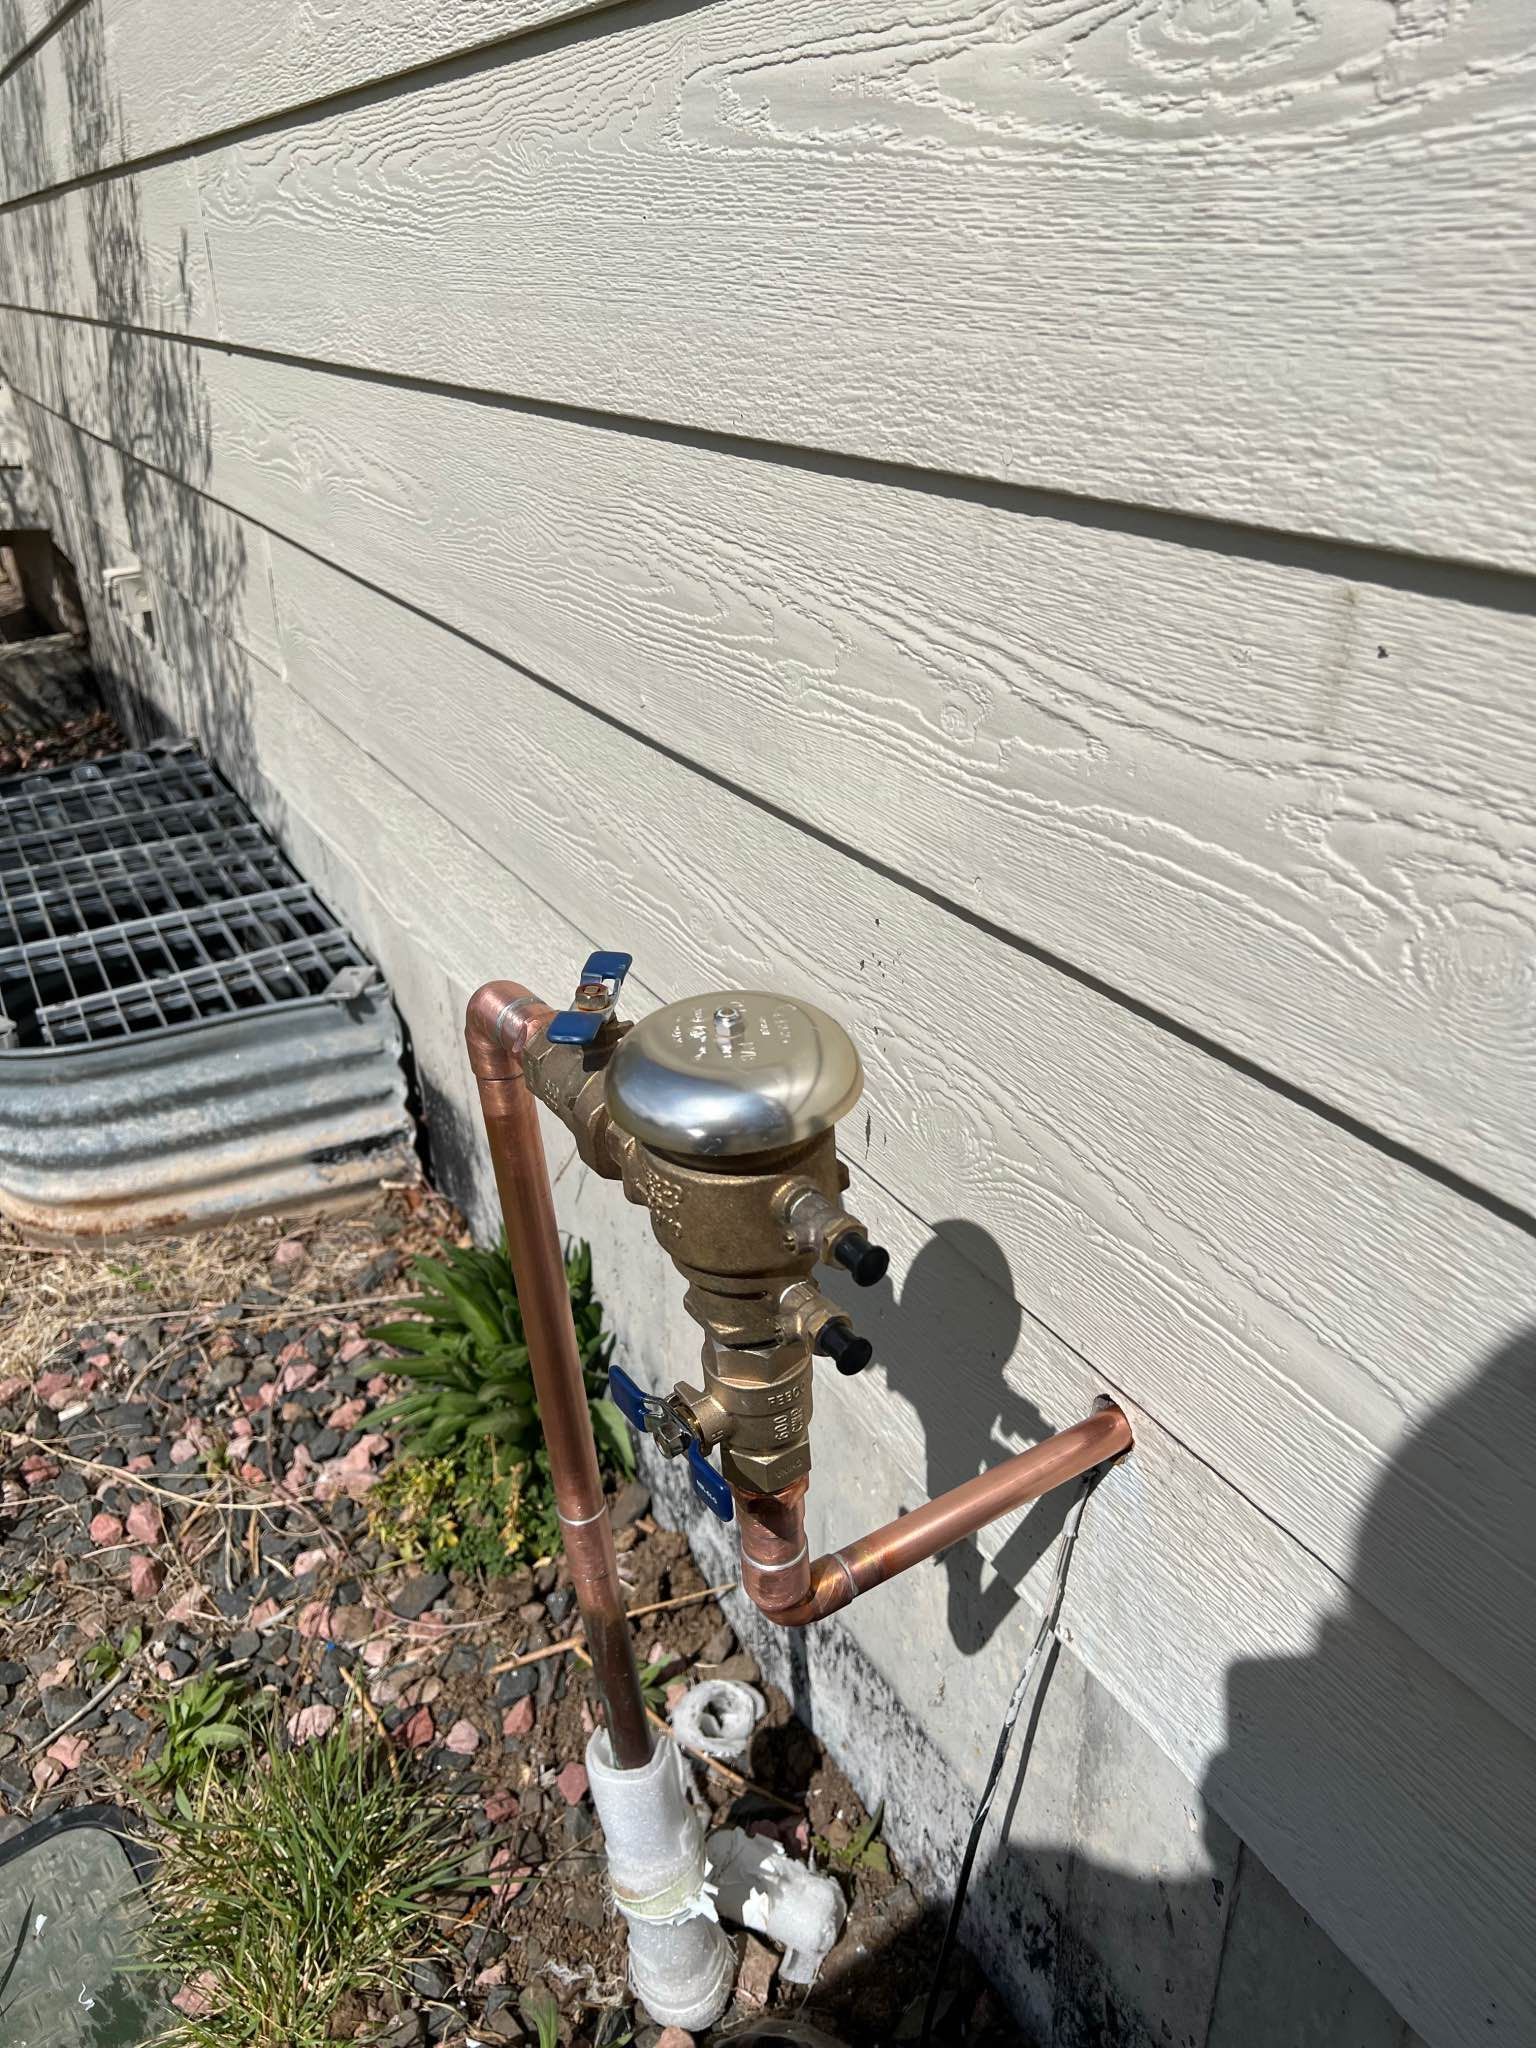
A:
0;1190;1012;2047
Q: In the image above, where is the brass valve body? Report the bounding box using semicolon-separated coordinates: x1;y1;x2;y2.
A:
524;1032;851;1491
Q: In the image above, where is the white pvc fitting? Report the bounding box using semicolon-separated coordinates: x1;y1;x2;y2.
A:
707;1825;848;1985
669;1677;766;1761
585;1728;733;2030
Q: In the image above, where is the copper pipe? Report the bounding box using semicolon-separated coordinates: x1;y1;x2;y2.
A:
466;981;653;1769
737;1479;812;1616
742;1404;1132;1630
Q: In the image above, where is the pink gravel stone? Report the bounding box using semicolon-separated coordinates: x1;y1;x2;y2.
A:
287;1703;338;1744
125;1500;164;1545
128;1554;165;1600
555;1760;589;1805
401;1705;436;1750
501;1698;535;1740
444;1718;481;1756
89;1512;125;1546
297;1601;334;1641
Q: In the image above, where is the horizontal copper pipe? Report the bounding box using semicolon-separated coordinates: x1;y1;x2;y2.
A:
466;981;653;1770
741;1404;1132;1629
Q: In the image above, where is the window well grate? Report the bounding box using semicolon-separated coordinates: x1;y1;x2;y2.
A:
0;747;374;1052
0;740;415;1239
0;826;297;949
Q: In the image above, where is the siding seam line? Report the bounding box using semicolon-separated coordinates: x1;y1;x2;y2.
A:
1;300;1531;605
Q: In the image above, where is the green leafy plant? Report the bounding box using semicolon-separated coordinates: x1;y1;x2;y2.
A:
367;1239;632;1573
138;1675;250;1806
367;1438;549;1574
107;1258;158;1296
143;1720;471;2048
637;1657;684;1713
817;1802;890;1875
368;1239;628;1470
82;1623;142;1685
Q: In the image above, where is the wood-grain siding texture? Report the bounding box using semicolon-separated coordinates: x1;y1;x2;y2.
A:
1;3;1531;2043
0;0;1532;562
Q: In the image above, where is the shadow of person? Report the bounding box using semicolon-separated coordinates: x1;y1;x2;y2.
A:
845;1219;1067;1654
808;1328;1535;2047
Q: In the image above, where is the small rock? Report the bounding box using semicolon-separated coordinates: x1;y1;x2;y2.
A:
495;1664;537;1707
88;1512;126;1547
736;1932;778;2010
375;2017;425;2048
408;1960;449;2002
401;1705;436;1750
709;1651;761;1687
391;1572;450;1620
699;1623;736;1666
286;1702;338;1744
555;1759;589;1805
128;1555;165;1600
502;1698;535;1740
41;1687;88;1729
655;2031;695;2048
125;1500;165;1546
443;1717;481;1756
609;1480;651;1529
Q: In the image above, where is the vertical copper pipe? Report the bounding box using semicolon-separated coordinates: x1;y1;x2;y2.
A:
466;983;652;1769
741;1404;1132;1629
737;1479;812;1616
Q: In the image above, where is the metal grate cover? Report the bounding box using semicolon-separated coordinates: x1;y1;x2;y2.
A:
0;740;415;1239
0;749;372;1050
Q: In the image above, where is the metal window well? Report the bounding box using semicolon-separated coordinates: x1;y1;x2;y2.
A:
0;742;415;1240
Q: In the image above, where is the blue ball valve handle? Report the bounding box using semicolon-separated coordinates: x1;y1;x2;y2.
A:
685;1441;735;1522
607;1364;735;1523
547;950;634;1046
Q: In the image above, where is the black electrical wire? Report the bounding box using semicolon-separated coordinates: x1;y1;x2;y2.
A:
917;1470;1105;2046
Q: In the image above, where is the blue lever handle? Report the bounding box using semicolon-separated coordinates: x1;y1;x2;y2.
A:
606;1366;734;1523
548;950;633;1045
607;1363;656;1436
687;1442;735;1523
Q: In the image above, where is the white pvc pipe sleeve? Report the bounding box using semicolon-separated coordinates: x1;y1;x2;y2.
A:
585;1728;733;2030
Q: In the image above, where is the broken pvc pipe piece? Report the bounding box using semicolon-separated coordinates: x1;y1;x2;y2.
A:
669;1677;766;1761
707;1825;849;1986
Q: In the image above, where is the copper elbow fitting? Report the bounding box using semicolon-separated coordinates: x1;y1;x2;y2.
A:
736;1403;1132;1631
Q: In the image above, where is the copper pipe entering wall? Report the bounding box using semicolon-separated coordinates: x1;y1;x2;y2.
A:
742;1404;1132;1630
466;981;653;1770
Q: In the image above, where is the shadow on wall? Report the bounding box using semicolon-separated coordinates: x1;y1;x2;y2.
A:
818;1218;1535;2047
0;0;257;774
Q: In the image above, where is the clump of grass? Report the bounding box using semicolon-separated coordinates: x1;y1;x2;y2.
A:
144;1719;469;2048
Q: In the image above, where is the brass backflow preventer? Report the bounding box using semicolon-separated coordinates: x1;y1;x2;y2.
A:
467;953;1130;1644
